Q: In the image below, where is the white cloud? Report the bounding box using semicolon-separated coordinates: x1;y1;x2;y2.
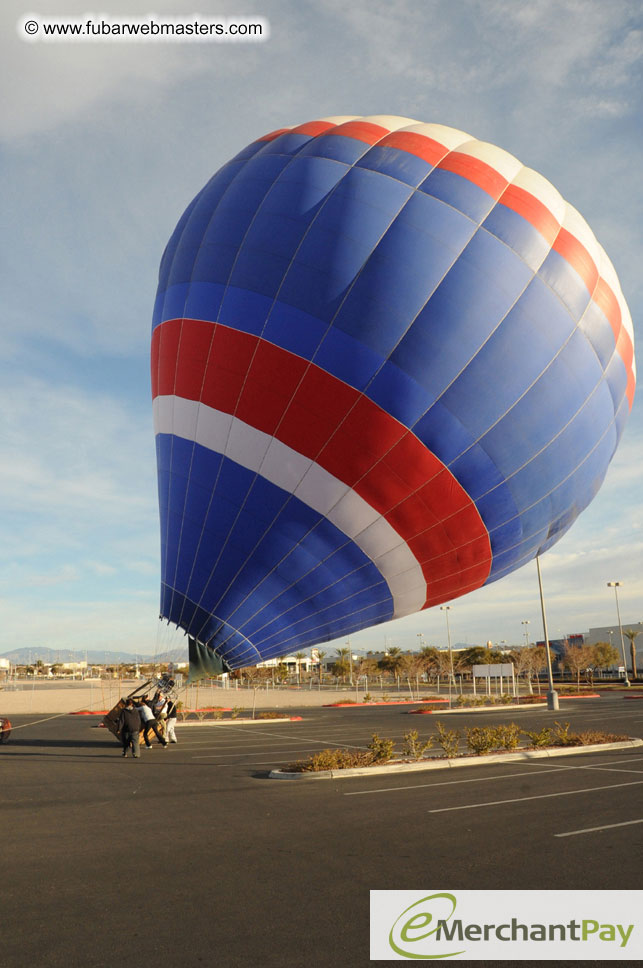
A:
3;0;271;142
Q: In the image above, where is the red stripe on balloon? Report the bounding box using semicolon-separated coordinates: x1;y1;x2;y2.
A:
437;151;508;200
377;130;448;166
499;184;559;246
151;318;493;605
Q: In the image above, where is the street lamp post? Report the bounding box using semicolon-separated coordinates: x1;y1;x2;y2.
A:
521;620;530;647
535;555;559;711
346;639;353;686
607;582;630;687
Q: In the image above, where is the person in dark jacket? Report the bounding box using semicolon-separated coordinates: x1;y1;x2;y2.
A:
117;699;142;757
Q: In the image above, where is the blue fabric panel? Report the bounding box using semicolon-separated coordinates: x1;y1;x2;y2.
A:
413;400;476;465
275;260;346;324
275;167;412;324
257;132;315;156
261;156;349;218
367;361;435;427
390;228;533;401
478;327;606;481
159;162;245;291
420;167;498;223
482;203;551;272
314;326;383;390
190;240;240;287
603;350;629;416
538;249;592;321
212;153;293;219
505;395;616;517
299;133;373;166
158;195;199;295
238;209;313;262
578;299;617;372
438;289;579;441
227;247;293;302
166;187;234;289
356;144;434;186
450;440;513;502
158;283;190;324
487;530;549;582
230;138;271;163
183;281;226;323
262;301;328;360
613;393;629;443
333;191;476;359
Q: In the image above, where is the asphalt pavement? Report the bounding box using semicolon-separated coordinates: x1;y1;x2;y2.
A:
1;695;641;967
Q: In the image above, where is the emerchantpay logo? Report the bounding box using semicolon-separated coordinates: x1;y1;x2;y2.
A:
370;890;643;961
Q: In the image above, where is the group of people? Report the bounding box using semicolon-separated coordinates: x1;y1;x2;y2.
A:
117;691;179;758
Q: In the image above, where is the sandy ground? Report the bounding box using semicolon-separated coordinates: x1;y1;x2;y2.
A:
0;679;423;714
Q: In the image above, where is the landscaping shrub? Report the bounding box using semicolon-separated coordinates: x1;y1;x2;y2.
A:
368;733;395;762
362;693;372;703
402;729;434;761
552;721;575;746
571;729;628;745
285;748;374;772
493;723;521;750
523;726;553;748
256;711;289;719
465;726;497;755
435;720;460;757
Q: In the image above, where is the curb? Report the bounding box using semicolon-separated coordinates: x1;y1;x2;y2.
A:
409;704;547;714
268;738;643;780
177;716;302;727
408;695;600;714
69;710;109;715
323;698;448;708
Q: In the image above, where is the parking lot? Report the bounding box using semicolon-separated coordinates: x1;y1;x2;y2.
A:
1;695;641;967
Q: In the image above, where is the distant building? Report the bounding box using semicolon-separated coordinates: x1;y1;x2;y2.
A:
583;622;642;672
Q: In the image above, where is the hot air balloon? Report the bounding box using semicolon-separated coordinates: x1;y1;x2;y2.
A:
151;115;635;674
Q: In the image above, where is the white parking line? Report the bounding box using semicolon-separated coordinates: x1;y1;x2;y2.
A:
191;747;332;760
554;818;643;838
344;765;579;796
428;779;643;812
345;755;643;797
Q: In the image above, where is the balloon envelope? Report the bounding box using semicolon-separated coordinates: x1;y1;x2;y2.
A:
152;115;635;670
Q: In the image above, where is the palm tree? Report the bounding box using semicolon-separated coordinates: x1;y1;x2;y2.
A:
624;630;640;680
334;647;350;682
316;650;327;684
384;646;403;677
294;651;306;684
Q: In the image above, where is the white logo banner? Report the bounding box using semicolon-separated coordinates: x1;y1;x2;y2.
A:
370;890;642;960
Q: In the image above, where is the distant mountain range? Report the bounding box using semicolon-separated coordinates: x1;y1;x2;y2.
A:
0;646;188;665
1;642;481;666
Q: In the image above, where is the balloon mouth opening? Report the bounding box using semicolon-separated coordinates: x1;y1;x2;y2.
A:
159;595;259;672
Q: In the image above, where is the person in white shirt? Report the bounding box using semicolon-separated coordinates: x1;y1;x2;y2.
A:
165;698;178;744
137;696;168;748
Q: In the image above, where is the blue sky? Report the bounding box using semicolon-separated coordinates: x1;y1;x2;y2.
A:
2;0;641;657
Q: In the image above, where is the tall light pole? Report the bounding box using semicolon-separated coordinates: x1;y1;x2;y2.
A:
521;620;530;647
536;555;559;711
440;605;455;683
346;639;353;685
607;582;630;687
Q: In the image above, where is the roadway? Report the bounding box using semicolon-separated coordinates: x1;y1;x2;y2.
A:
1;695;641;967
